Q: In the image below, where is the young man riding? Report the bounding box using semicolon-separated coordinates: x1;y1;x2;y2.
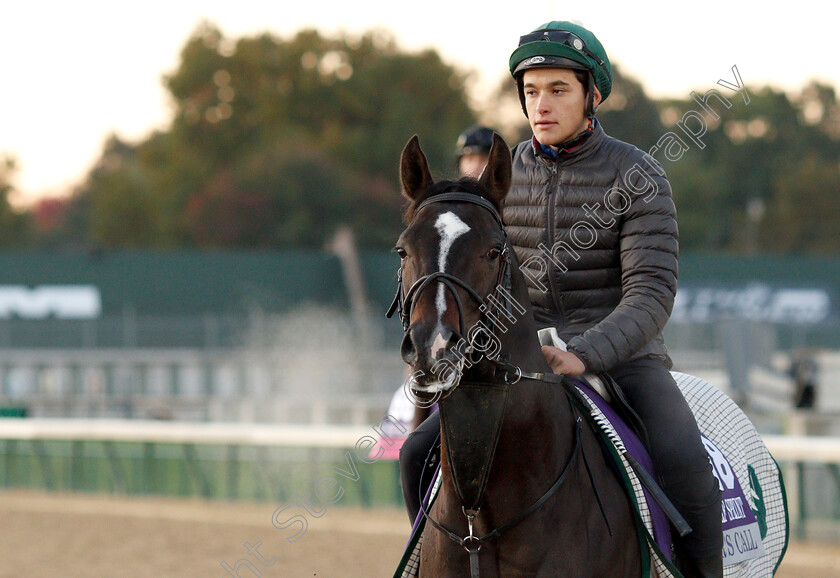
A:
505;21;722;577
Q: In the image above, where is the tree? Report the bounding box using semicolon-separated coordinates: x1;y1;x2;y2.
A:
596;65;665;151
77;135;170;247
20;23;840;254
663;85;840;253
56;23;478;249
0;155;32;247
761;158;840;253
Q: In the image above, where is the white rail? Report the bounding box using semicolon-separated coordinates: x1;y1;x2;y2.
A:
0;418;374;447
762;434;840;464
1;420;836;464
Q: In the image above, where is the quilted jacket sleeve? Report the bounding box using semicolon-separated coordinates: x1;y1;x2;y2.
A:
566;151;678;373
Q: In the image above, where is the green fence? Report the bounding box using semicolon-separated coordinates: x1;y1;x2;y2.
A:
0;438;404;507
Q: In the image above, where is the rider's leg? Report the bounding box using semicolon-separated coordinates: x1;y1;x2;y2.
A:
399;410;441;525
609;358;723;578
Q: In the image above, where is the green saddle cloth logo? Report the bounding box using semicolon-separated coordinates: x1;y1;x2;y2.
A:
748;464;768;539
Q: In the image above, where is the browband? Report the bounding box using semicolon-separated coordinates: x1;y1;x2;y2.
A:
414;192;505;232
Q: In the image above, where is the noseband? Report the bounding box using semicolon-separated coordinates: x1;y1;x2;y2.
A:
386;191;515;353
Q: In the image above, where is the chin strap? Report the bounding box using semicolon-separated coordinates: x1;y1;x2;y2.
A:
563;117;596;150
534;118;596;159
586;73;596;117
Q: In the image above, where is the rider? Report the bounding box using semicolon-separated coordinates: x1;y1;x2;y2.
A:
455;124;496;178
505;21;722;577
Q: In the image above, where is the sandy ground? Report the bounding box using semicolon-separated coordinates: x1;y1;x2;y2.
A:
0;490;836;577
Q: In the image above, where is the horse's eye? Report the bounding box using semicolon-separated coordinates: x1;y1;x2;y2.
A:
486;247;501;260
395;247;408;260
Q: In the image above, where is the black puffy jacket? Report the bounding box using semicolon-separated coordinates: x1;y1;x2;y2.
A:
503;121;678;373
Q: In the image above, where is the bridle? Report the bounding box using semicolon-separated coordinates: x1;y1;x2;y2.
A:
386;190;566;384
386;191;516;364
386;190;592;578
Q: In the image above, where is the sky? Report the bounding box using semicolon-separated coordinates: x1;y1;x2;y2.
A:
2;1;837;205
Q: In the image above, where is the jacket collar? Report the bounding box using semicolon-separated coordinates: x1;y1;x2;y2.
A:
532;118;604;163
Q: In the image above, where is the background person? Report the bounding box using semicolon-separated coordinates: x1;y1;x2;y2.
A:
789;348;818;409
454;124;496;178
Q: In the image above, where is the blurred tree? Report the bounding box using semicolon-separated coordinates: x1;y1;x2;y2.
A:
761;158;840;253
81;135;169;247
0;155;32;247
482;73;530;146
663;85;840;253
57;22;476;249
597;65;665;151
17;22;840;255
796;81;840;139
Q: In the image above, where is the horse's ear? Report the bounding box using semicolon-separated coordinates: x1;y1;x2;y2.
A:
400;135;434;201
478;133;512;205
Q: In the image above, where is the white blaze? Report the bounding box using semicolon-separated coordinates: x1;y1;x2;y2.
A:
434;212;470;315
430;212;470;359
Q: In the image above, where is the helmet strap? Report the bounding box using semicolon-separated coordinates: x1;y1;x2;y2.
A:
585;73;596;118
516;76;527;117
557;119;595;152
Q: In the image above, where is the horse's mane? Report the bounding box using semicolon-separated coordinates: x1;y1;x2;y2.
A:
404;177;500;224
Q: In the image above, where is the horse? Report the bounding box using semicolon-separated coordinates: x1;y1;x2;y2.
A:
390;133;642;577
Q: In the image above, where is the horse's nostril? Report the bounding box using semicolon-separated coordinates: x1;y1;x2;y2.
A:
400;331;418;365
401;325;461;367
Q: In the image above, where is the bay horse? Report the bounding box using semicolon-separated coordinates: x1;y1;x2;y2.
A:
391;133;642;577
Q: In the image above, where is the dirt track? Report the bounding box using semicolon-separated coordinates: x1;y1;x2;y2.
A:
0;490;836;577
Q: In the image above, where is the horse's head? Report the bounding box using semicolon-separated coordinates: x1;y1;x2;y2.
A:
390;132;513;397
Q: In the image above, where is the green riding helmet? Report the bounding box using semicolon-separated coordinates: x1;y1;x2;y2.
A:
509;21;612;117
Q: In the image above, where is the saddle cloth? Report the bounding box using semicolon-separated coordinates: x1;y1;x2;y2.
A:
573;372;789;577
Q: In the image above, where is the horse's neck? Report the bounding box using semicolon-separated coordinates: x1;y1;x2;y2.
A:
491;262;568;432
495;259;552;374
437;359;574;522
439;277;574;508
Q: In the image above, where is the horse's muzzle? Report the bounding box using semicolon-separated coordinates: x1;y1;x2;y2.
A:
401;323;466;393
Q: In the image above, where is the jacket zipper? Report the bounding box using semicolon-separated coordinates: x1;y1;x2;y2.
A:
544;162;565;317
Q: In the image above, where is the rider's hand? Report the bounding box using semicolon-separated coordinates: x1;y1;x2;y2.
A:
541;346;586;376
